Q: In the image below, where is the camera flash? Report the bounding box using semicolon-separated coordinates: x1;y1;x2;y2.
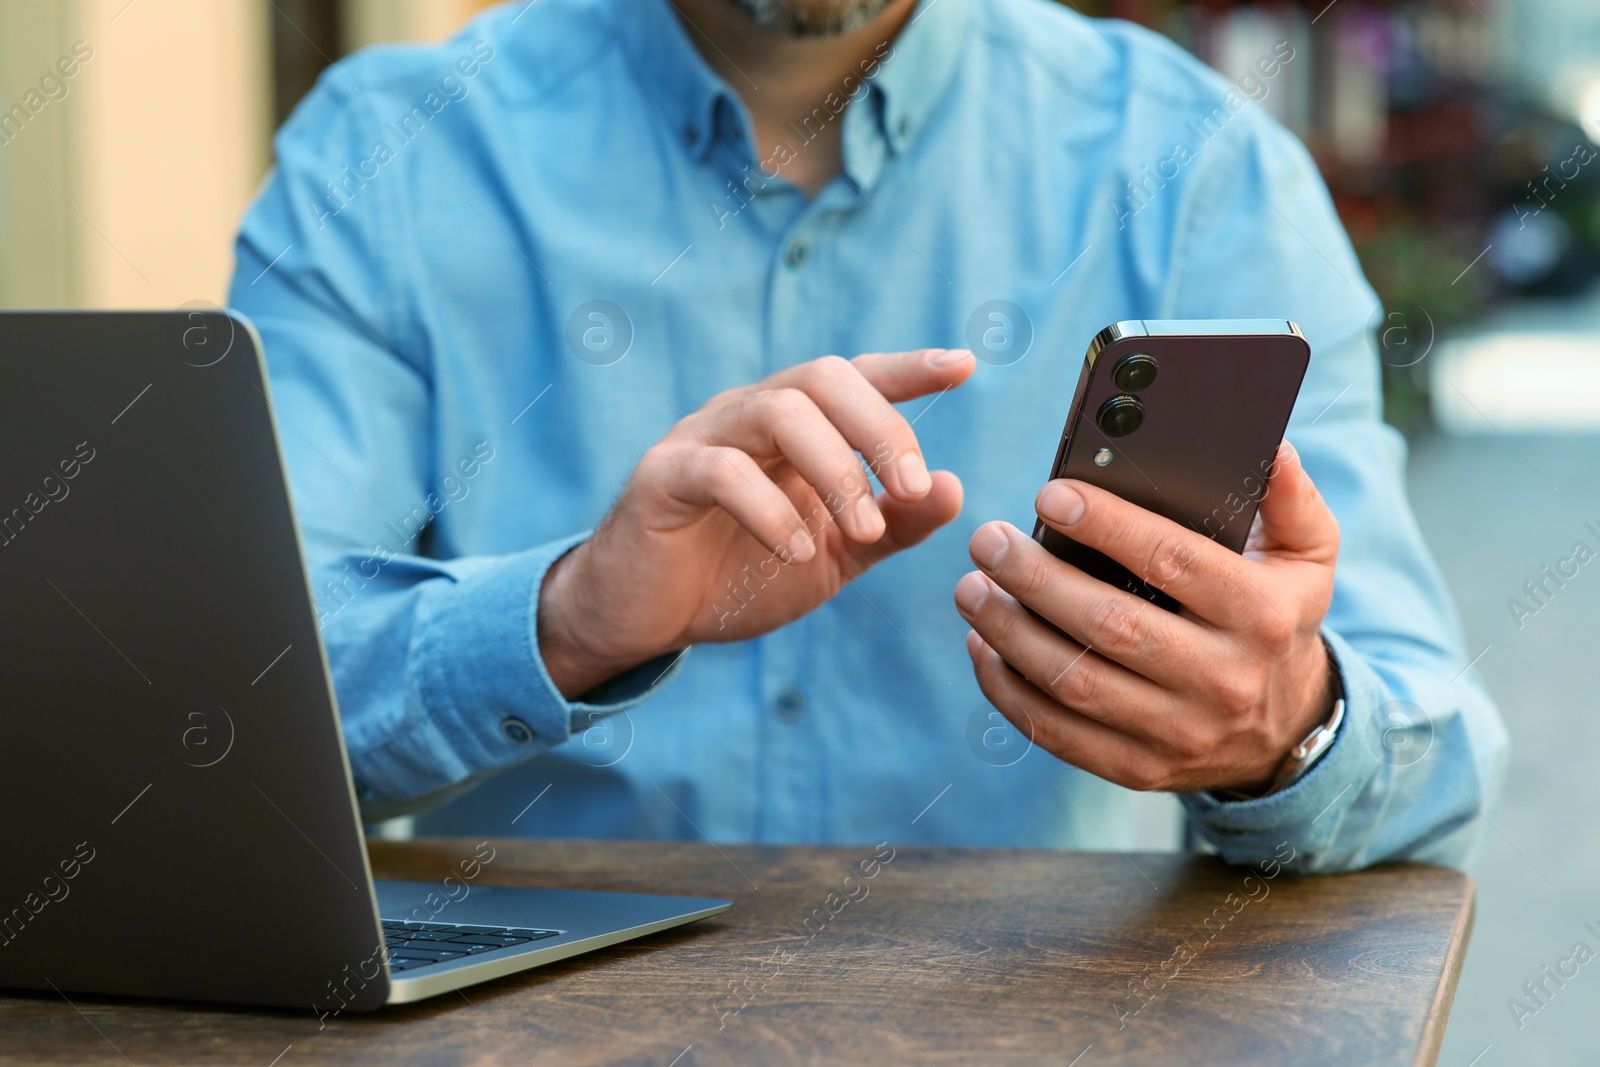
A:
1093;448;1113;467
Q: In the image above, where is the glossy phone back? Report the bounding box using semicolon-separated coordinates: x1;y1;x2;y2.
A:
1033;320;1312;612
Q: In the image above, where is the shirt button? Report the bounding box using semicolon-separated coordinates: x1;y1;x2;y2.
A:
774;687;805;722
501;718;534;745
682;121;698;148
897;114;911;139
784;237;812;270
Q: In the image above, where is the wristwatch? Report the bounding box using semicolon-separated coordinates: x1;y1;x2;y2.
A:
1214;650;1346;802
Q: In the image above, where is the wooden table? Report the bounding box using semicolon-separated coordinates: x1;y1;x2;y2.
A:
0;838;1472;1066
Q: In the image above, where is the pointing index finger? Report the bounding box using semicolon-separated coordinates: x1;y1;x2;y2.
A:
850;348;975;403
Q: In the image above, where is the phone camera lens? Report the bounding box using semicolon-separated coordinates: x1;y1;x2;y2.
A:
1112;353;1158;393
1097;395;1144;437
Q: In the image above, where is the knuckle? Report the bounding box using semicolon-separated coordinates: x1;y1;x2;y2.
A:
807;353;854;385
835;457;871;492
1089;512;1126;554
702;452;748;495
724;445;761;477
1015;555;1054;602
637;440;670;472
986;603;1023;649
1254;608;1296;652
875;404;912;438
827;470;872;514
638;441;685;482
868;415;912;473
1118;755;1164;793
1165;719;1214;763
1089;596;1148;657
1050;653;1098;708
1142;533;1196;590
703;384;744;411
1211;670;1260;716
662;411;700;443
760;387;813;423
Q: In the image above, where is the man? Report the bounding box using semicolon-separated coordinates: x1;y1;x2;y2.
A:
229;0;1507;872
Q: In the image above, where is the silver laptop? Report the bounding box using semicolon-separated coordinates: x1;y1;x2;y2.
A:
0;310;729;1013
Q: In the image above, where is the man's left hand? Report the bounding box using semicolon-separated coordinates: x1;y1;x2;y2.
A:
955;440;1339;795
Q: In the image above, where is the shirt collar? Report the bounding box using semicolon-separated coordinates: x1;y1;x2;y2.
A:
613;0;736;163
872;0;973;157
613;0;973;166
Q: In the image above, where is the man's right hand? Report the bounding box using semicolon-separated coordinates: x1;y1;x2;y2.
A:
537;349;975;697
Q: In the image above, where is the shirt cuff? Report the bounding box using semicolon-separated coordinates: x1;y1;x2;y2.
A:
353;532;687;814
1177;628;1381;868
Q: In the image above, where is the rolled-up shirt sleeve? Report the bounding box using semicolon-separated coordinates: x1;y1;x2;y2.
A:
228;68;682;819
1157;111;1509;872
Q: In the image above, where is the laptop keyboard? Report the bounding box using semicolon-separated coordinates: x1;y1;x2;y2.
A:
381;920;562;972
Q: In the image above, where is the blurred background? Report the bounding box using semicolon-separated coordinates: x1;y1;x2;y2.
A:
2;0;1597;1061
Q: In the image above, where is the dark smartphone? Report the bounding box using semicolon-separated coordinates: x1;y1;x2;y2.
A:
1033;319;1312;612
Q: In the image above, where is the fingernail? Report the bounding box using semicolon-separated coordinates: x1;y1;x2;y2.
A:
926;348;972;369
1037;482;1085;526
969;522;1009;569
851;493;885;539
965;629;985;658
954;571;989;615
896;453;932;495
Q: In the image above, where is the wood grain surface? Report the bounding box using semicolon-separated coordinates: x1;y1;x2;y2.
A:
0;837;1473;1066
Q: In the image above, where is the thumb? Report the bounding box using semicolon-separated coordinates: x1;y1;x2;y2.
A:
1253;440;1339;562
842;470;963;579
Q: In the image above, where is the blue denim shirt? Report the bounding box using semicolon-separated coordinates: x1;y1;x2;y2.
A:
228;0;1507;871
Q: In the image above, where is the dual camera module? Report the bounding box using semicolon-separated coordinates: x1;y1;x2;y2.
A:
1096;353;1158;437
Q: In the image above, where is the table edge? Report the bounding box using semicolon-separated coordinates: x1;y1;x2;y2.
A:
1412;872;1476;1067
